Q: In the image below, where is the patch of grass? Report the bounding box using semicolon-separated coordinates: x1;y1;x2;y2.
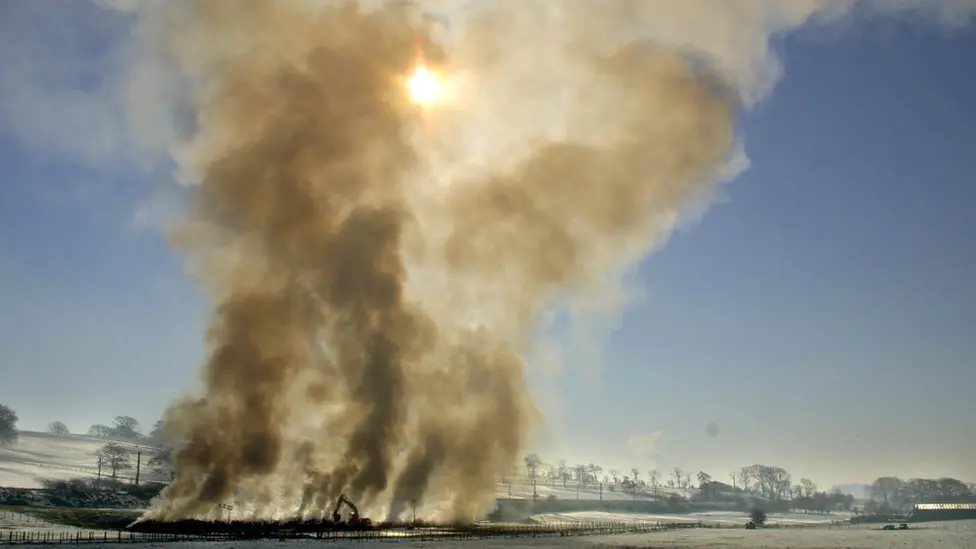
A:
1;506;140;530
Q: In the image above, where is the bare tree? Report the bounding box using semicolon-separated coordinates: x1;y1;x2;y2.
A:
575;464;587;488
697;471;712;499
556;460;570;488
801;478;817;498
88;424;113;437
96;442;132;480
148;420;166;445
697;471;712;487
649;469;659;496
631;468;640;490
609;470;621;484
901;477;971;504
671;467;683;489
588;464;603;486
524;454;541;481
739;467;752;492
935;477;970;498
47;421;70;435
147;446;173;475
0;404;18;446
740;465;792;500
112;416;141;439
870;477;907;511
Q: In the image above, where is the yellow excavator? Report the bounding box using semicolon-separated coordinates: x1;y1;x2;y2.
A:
330;494;372;528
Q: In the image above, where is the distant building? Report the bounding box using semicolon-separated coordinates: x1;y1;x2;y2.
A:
912;497;976;521
699;481;736;496
914;503;976;511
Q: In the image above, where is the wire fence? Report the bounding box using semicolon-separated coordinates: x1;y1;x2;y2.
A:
2;508;973;546
0;520;670;545
0;510;45;525
0;459;166;485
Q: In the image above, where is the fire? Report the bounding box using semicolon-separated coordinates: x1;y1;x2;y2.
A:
407;64;442;107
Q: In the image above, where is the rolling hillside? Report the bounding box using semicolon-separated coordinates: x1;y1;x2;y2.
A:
0;431;166;488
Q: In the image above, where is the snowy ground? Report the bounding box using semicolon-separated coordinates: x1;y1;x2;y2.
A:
3;433;670;502
500;480;684;502
533;509;851;526
5;433;975;548
0;431;166;488
9;520;967;548
0;508;93;535
574;520;976;548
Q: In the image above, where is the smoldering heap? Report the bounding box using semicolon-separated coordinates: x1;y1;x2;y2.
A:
136;0;738;523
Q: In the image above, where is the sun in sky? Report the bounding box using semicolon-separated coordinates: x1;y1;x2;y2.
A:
407;63;443;108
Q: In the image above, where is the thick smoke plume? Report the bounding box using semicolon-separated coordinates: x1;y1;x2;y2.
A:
92;0;972;524
132;0;734;523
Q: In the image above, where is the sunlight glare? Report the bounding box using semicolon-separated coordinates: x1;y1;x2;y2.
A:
408;64;442;107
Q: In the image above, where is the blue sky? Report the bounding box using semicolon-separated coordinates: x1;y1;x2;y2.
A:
1;3;974;489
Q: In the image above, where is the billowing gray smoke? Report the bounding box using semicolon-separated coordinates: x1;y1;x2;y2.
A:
90;0;970;524
131;0;734;522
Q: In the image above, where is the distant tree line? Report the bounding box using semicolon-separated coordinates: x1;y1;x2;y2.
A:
87;416;148;440
4;403;973;505
864;476;975;514
86;417;173;479
515;455;974;516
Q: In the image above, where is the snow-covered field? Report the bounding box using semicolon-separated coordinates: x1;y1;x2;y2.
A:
12;520;965;548
5;433;975;548
575;520;976;548
533;509;851;526
0;508;88;535
0;431;165;488
4;432;671;502
500;480;683;501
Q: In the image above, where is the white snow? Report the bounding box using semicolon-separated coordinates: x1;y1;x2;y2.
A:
0;508;76;535
532;509;851;526
4;432;975;548
500;479;684;501
41;520;972;548
0;431;166;488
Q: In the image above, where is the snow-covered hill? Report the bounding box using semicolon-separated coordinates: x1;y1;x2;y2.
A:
498;479;683;502
0;431;166;488
2;432;682;502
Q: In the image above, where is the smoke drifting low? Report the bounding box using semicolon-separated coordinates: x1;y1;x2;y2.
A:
89;0;971;524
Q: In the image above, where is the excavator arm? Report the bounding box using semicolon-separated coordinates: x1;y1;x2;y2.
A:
328;493;372;528
344;497;360;520
330;494;346;523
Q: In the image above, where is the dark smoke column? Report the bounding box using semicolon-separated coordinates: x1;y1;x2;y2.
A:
147;3;467;521
142;0;737;524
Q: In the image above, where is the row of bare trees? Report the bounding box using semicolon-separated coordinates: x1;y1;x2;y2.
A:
518;457;858;514
866;476;975;514
93;442;172;483
521;454;699;496
86;416;161;440
520;456;974;515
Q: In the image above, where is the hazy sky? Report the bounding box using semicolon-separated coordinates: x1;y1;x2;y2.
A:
1;2;974;489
